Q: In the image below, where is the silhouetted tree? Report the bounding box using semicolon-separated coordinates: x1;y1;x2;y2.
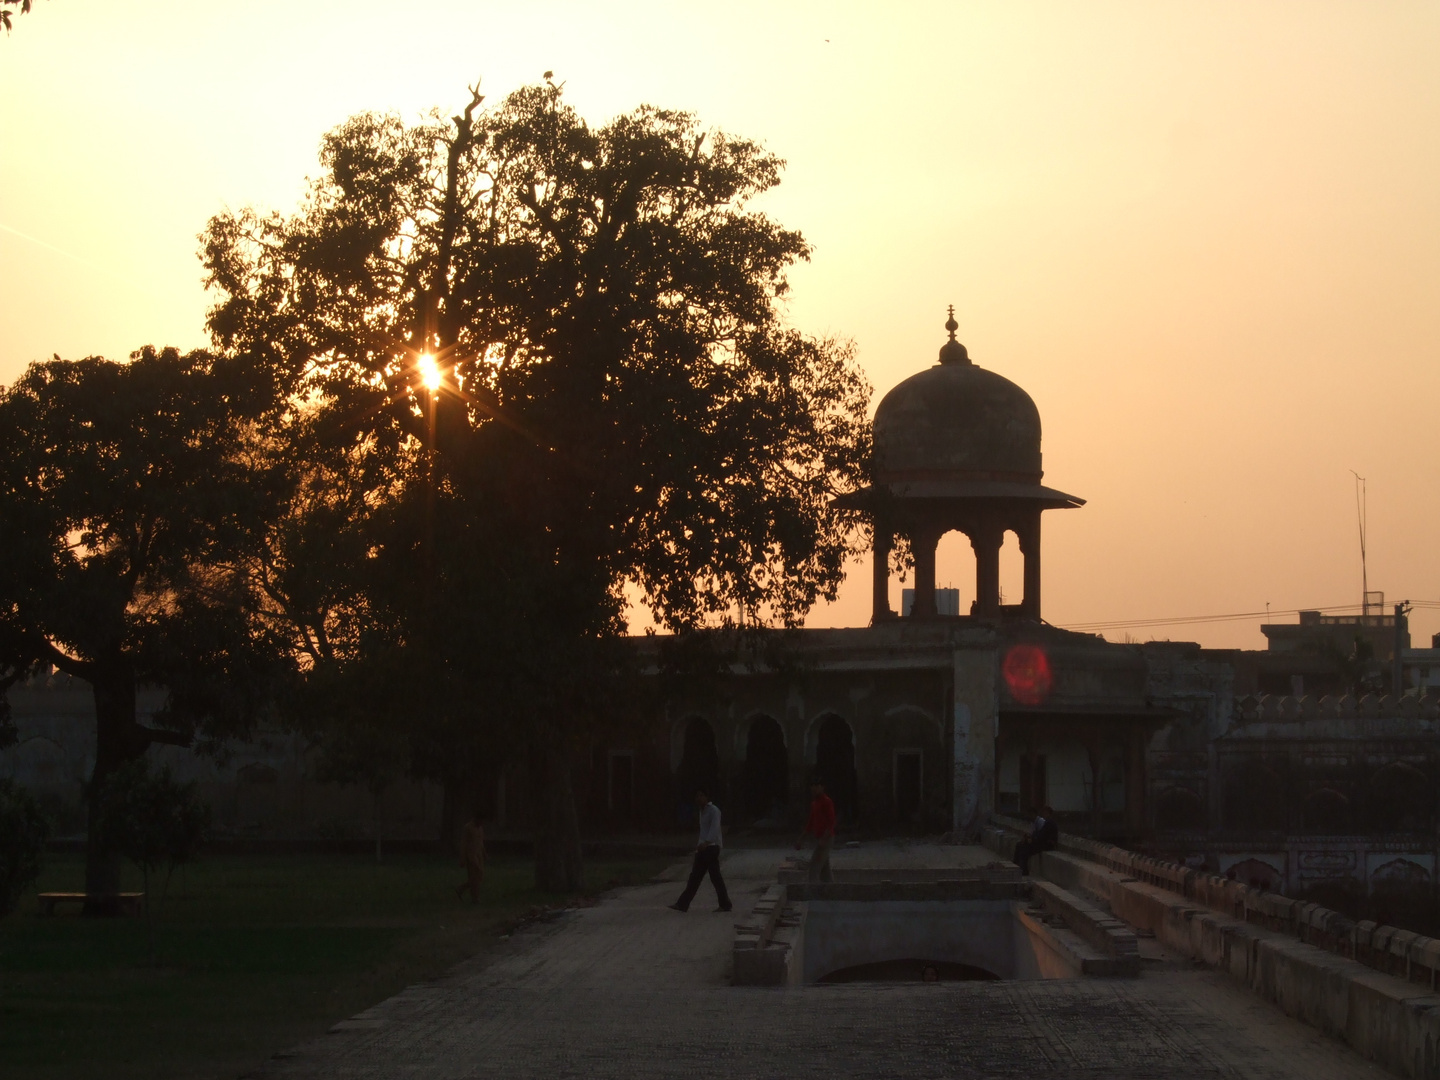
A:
0;778;48;916
202;79;871;890
98;758;209;954
0;348;286;909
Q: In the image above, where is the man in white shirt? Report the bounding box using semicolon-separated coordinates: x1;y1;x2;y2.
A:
668;789;732;913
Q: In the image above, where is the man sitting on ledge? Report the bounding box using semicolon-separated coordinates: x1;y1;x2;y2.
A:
1013;805;1058;876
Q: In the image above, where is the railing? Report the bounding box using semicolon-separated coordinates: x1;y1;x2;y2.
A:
992;813;1440;991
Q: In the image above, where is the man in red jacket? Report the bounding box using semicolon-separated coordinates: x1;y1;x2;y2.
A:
796;779;836;883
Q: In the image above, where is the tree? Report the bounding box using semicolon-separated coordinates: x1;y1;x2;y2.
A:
202;79;871;890
98;759;208;950
0;778;48;917
0;347;285;910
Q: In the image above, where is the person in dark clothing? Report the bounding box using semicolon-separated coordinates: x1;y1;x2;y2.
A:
1013;805;1058;875
669;789;732;913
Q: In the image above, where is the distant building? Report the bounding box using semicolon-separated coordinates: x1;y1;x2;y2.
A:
901;588;961;617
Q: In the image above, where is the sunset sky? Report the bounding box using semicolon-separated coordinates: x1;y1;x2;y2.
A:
2;1;1436;649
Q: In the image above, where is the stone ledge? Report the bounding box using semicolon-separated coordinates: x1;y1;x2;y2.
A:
1030;879;1139;975
1015;905;1129;977
986;819;1440;1078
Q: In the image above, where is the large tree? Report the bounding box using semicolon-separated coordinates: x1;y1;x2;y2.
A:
0;347;284;908
202;79;871;889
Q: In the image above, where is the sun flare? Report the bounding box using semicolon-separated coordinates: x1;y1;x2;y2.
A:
418;353;442;392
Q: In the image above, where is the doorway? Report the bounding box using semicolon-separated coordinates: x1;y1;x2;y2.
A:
815;715;859;827
894;749;922;827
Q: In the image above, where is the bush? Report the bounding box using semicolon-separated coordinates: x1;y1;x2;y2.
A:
0;779;49;917
99;760;210;913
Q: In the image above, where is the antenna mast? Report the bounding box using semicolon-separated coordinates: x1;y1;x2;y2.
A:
1351;471;1369;614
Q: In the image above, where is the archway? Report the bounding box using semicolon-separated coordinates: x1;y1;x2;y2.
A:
814;715;859;827
998;529;1024;610
932;531;976;616
675;717;720;825
741;716;788;824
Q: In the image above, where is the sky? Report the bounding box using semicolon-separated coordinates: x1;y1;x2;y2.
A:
1;0;1437;650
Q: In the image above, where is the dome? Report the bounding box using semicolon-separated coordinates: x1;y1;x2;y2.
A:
872;319;1043;490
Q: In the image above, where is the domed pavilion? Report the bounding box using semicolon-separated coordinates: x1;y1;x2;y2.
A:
845;309;1083;623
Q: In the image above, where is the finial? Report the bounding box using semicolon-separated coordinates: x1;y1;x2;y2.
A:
937;304;969;365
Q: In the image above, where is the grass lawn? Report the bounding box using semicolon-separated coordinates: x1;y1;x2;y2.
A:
0;850;671;1080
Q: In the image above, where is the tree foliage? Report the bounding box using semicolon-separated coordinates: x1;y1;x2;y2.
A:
99;758;210;880
203;79;870;632
202;79;871;889
0;346;287;900
0;778;48;917
1;1;36;35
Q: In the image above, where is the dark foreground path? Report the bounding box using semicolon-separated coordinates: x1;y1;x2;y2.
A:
251;848;1387;1080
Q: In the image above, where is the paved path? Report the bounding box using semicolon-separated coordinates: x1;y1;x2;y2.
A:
253;847;1390;1079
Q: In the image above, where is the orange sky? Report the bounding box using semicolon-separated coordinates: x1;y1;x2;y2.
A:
2;1;1436;649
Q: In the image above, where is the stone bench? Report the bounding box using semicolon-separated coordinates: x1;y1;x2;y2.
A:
38;892;144;916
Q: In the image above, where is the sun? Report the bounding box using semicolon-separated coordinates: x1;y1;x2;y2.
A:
417;353;442;391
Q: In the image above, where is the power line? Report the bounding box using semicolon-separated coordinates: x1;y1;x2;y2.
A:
1060;599;1440;634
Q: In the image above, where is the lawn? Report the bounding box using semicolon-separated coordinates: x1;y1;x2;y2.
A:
0;850;671;1080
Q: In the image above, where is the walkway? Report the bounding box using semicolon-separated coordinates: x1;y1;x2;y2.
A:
253;845;1390;1079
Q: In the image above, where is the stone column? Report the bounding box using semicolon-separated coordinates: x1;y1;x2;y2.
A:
871;527;893;624
952;645;997;837
971;523;1003;618
911;526;941;618
1018;509;1042;620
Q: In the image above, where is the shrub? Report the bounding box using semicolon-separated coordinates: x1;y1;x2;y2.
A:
99;759;210;916
0;779;50;917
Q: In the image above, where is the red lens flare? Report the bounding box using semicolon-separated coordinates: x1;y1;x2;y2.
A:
1003;644;1053;706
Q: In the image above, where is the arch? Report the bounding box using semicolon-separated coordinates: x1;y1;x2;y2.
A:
933;530;977;615
740;715;788;823
1370;856;1433;929
812;714;859;827
998;529;1024;610
1226;857;1283;893
1303;788;1352;833
674;716;720;823
1155;786;1206;831
1372;856;1430;887
1366;762;1432;833
883;704;943;740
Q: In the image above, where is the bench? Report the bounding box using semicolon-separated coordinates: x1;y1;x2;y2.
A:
38;892;144;916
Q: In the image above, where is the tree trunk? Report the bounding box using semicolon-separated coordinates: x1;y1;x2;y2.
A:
85;666;142;915
529;735;584;893
372;784;385;863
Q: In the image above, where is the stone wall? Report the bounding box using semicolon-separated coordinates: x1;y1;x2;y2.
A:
2;669;444;847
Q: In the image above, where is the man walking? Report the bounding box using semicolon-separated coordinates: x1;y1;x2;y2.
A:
796;778;836;883
669;789;732;913
454;810;486;903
